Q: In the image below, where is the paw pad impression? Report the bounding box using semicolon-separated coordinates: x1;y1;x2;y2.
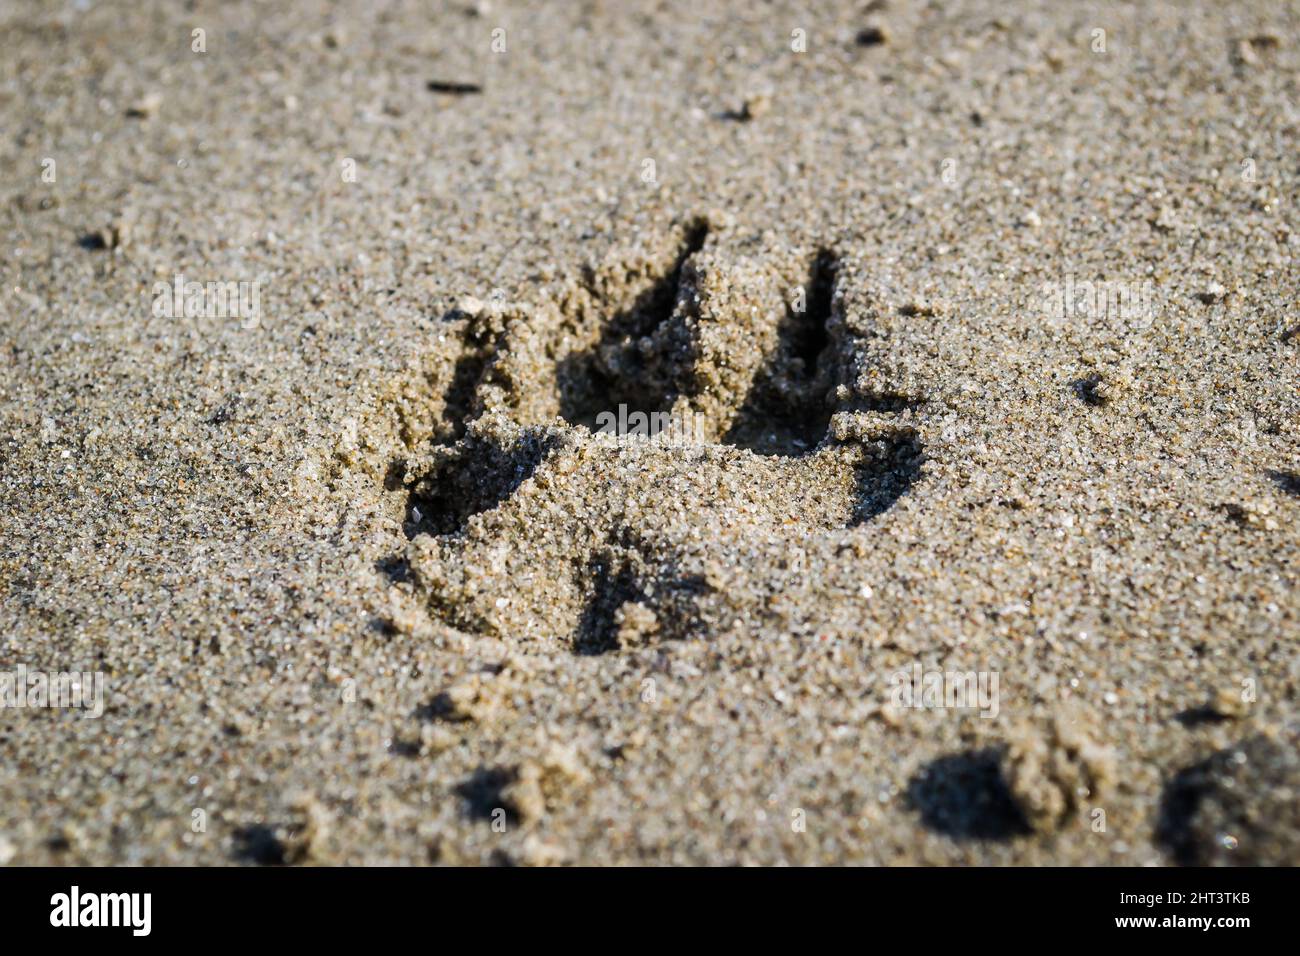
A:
389;219;923;653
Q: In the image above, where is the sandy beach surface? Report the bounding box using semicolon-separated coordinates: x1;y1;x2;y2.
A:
1;0;1297;865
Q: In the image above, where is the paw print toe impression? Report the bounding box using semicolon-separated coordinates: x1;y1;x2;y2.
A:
388;220;922;652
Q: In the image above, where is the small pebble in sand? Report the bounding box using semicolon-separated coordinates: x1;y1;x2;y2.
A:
420;724;459;755
125;92;162;118
1235;34;1280;67
88;216;131;251
898;300;942;317
429;673;494;721
1206;687;1249;720
457;295;486;317
856;25;888;47
1073;374;1111;407
1150;204;1180;232
427;80;484;95
1196;281;1227;303
737;93;771;121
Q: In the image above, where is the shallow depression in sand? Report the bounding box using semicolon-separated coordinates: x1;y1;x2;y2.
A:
385;219;924;652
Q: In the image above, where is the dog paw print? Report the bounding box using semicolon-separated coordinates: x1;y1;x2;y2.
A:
388;219;922;653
